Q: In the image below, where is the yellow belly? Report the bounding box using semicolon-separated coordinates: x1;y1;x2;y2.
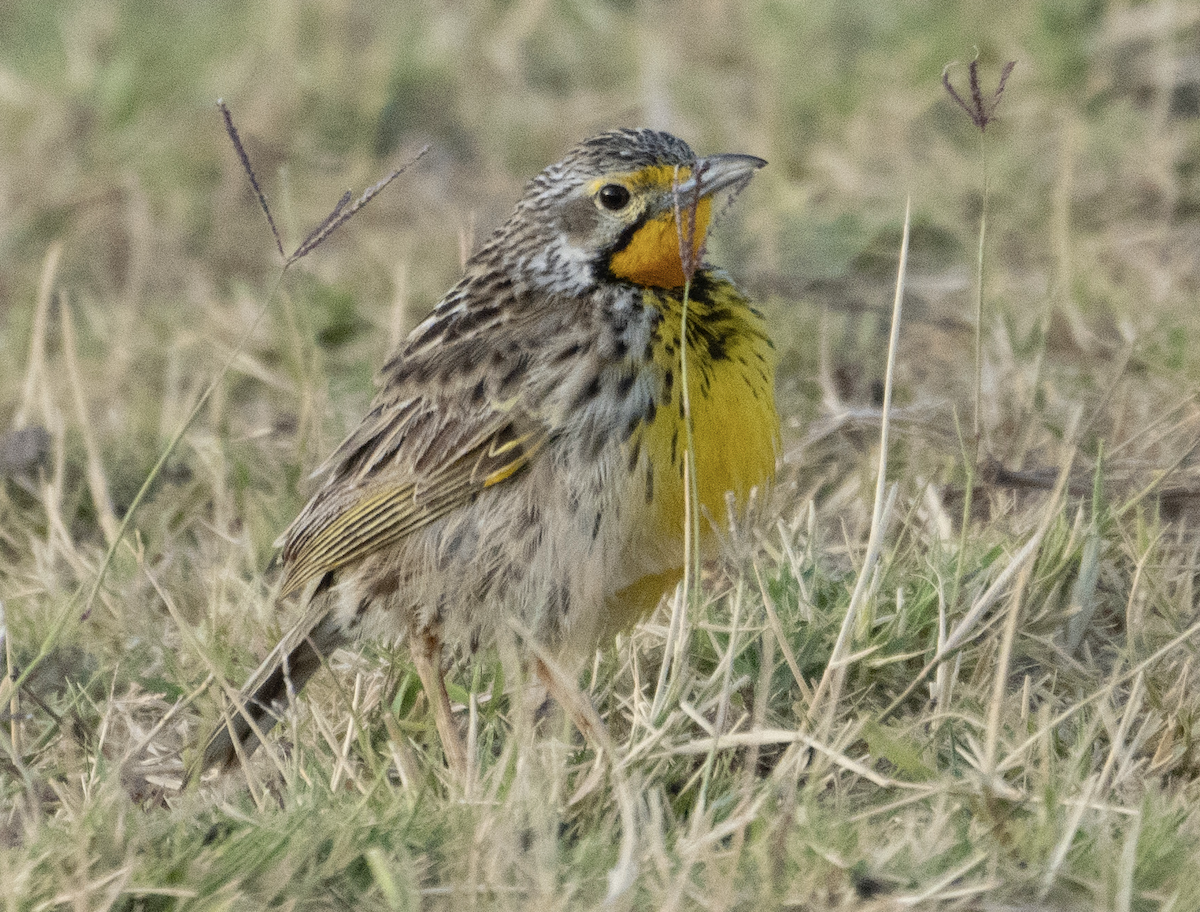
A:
647;280;778;538
608;277;779;633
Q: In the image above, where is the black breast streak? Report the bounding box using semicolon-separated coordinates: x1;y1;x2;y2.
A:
615;372;636;400
626;432;641;470
552;341;584;364
437;527;467;570
573;374;602;410
368;573;400;599
488;348;509;371
643;310;664;358
622;412;641;443
496;354;530;397
583;419;609;463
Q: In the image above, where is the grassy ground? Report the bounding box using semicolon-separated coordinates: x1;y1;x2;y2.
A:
4;1;1200;908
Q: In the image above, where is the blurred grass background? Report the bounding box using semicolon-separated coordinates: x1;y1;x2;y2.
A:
5;0;1200;909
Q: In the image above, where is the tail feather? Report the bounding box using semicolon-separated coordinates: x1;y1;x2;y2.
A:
194;610;347;776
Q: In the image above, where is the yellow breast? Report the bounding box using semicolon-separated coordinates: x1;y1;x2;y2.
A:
635;277;779;555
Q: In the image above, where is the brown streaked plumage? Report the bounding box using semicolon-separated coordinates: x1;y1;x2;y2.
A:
196;129;779;777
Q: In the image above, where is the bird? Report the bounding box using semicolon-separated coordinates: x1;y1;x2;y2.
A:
195;128;779;778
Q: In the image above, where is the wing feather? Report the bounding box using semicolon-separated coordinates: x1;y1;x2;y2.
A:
279;410;548;598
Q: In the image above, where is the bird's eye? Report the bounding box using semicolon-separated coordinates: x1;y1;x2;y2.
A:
597;184;631;211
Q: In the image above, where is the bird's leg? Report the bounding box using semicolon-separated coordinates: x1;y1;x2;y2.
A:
410;631;468;779
531;648;639;894
531;654;618;763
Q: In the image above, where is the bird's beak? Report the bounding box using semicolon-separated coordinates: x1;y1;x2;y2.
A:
673;153;767;200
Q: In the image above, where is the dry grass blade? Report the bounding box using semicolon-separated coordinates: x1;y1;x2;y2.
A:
288;190;353;263
1;600;18;758
878;480;1068;722
78;272;284;622
15;242;60;429
287;147;430;264
808;196;910;729
648;167;707;725
1038;674;1146;900
996;616;1200;775
753;563;812;701
60;299;118;547
898;851;991;905
981;552;1031;777
671;162;704;282
677;727;924;791
514;624;640;903
218;98;284;259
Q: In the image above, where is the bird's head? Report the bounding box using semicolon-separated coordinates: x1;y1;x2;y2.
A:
485;128;765;294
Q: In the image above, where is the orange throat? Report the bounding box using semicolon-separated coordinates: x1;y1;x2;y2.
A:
609;200;713;288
